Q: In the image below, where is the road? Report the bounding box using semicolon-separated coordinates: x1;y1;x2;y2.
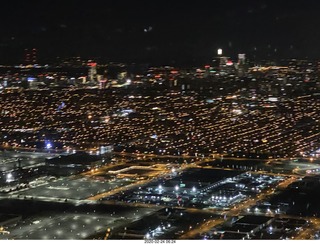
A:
295;217;320;240
179;218;225;239
86;178;150;201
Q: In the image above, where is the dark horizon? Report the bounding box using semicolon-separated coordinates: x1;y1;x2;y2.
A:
1;0;320;66
0;2;320;240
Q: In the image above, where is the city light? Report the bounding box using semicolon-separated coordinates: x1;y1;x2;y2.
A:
6;173;14;183
46;142;52;149
0;3;319;241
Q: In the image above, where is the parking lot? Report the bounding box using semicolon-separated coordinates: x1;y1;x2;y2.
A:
15;177;132;201
0;203;157;240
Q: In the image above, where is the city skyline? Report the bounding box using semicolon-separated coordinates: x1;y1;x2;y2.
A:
0;56;319;240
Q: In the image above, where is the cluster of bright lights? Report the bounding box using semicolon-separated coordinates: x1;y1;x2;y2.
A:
6;173;14;183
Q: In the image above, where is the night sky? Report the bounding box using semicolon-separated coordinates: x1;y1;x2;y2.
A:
1;0;320;65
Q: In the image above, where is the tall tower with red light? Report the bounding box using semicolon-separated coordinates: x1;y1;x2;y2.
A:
88;62;97;82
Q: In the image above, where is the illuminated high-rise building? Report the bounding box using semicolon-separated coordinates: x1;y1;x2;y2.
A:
24;49;30;64
99;69;108;89
32;48;37;64
24;48;37;65
238;54;246;65
212;48;234;75
88;62;97;82
237;53;247;77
